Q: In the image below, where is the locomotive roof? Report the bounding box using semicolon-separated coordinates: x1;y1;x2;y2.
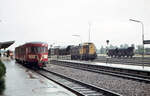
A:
52;45;73;49
82;42;94;45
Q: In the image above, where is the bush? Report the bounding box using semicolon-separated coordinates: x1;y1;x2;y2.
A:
0;78;5;94
0;60;6;94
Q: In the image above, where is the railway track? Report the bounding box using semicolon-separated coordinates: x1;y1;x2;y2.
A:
37;68;121;96
50;60;150;83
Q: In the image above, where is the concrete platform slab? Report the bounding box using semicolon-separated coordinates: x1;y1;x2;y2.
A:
59;59;150;72
1;59;76;96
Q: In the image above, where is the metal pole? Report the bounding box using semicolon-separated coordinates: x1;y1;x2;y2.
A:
88;22;91;42
141;22;144;58
106;40;110;64
129;19;144;68
141;22;144;68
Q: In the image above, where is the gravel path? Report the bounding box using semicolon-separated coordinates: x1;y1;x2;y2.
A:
45;63;150;96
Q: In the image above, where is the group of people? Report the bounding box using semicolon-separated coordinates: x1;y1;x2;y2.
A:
0;50;13;59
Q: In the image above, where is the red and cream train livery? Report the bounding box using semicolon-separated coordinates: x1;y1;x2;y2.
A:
15;42;48;68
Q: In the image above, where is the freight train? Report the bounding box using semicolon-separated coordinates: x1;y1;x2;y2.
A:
49;42;97;60
15;42;48;68
107;47;134;58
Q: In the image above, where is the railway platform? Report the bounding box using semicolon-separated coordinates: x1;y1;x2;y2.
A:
95;61;150;72
60;59;150;72
1;58;77;96
50;59;150;81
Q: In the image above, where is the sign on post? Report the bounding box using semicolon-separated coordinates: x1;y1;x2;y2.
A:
143;40;150;44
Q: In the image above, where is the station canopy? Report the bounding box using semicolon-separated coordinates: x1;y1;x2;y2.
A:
0;41;15;49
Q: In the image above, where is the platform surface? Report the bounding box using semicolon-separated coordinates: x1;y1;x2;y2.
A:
59;59;150;72
1;58;76;96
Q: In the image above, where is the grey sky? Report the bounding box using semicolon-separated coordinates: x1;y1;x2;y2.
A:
0;0;150;50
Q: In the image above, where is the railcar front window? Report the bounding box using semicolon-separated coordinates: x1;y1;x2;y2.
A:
30;47;47;53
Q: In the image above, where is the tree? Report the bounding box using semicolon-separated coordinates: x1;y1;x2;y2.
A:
0;60;6;94
124;44;129;48
131;44;135;48
145;48;150;55
119;44;129;48
100;46;106;54
136;45;143;54
120;44;124;48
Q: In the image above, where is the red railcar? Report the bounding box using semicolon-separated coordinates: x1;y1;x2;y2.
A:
15;42;48;68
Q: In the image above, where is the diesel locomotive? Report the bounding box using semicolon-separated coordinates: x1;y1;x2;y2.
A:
15;42;48;68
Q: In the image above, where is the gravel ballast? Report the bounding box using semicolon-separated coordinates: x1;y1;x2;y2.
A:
45;62;150;96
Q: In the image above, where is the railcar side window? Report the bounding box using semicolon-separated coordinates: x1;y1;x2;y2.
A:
31;47;35;53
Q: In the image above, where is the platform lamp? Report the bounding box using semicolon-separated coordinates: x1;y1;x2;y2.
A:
129;19;145;68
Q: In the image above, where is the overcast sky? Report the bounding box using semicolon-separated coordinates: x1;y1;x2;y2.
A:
0;0;150;50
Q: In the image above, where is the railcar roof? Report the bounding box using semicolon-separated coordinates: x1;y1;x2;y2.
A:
25;41;47;45
15;42;48;49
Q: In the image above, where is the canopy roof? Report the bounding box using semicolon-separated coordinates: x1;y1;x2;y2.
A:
0;41;15;49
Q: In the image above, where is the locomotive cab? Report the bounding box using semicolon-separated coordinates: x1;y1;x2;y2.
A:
27;46;48;67
80;42;97;60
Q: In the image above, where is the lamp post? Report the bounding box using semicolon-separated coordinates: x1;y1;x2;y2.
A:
72;35;82;44
106;40;110;53
88;22;91;42
106;40;110;64
129;19;144;67
49;43;55;59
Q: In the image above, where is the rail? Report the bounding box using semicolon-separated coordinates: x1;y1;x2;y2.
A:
50;60;150;83
37;69;122;96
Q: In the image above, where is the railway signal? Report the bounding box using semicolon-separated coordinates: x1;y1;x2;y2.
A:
106;40;109;45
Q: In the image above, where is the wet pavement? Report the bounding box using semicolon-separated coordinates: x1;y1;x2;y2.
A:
1;58;76;96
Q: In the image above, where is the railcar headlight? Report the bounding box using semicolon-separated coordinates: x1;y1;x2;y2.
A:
43;55;48;59
28;55;36;59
